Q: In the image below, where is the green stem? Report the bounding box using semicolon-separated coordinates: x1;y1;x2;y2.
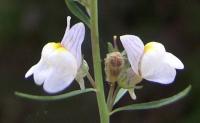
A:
89;0;110;123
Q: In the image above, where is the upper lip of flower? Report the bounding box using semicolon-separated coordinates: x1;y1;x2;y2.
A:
61;16;85;68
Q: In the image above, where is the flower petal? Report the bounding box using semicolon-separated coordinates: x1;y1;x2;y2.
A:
164;52;184;69
32;59;52;86
144;42;165;54
61;16;71;41
141;42;166;77
120;35;144;75
43;67;76;94
25;58;52;86
142;63;176;84
61;22;85;68
25;65;36;78
141;42;176;84
43;50;78;93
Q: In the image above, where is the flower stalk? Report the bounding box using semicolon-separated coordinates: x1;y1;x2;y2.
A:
107;83;115;111
89;0;110;122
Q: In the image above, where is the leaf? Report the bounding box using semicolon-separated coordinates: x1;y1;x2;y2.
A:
65;0;90;28
110;85;191;115
75;0;91;16
114;88;128;105
15;88;96;101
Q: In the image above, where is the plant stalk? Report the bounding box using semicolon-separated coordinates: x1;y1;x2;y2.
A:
89;0;110;123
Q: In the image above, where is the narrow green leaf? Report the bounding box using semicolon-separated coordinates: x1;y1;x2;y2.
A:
15;88;96;101
110;85;191;115
114;88;128;105
65;0;90;28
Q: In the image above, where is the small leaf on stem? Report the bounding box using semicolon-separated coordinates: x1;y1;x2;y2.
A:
110;85;191;115
114;88;128;105
15;88;96;101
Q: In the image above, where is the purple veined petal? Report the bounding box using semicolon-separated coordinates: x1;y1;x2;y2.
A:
164;52;184;69
120;35;144;75
61;22;85;68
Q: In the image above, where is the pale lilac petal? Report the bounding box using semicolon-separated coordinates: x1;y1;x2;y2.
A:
61;22;85;68
120;35;144;75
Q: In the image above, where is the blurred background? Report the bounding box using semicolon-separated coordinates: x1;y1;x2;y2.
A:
0;0;199;123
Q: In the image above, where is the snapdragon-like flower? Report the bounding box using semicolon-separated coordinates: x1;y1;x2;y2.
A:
25;16;85;93
120;35;184;84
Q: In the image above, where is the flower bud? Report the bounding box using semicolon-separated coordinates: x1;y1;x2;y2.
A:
104;52;124;83
118;68;142;89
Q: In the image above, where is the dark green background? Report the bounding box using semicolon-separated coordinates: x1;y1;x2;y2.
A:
0;0;199;123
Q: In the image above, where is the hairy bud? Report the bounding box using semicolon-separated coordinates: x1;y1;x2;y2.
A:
104;52;124;83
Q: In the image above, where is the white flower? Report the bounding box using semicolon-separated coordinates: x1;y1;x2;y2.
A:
120;35;184;84
25;16;85;93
